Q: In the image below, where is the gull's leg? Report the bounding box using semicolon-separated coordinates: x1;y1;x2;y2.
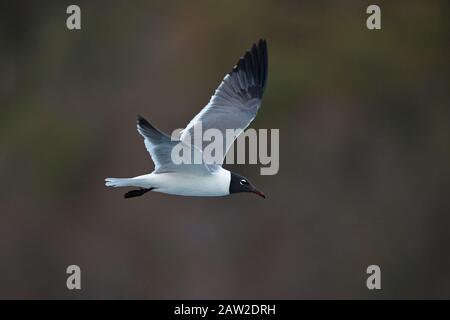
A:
124;188;154;199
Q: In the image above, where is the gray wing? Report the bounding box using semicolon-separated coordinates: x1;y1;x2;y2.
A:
137;116;214;174
180;39;268;163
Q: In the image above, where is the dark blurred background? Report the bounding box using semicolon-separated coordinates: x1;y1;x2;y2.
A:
0;0;449;299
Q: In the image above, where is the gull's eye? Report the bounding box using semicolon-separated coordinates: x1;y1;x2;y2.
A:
240;179;248;186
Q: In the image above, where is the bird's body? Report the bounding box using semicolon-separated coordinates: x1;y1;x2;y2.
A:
105;39;268;199
106;168;231;197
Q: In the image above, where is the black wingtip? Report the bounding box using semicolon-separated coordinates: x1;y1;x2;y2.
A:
257;39;268;89
137;114;149;127
231;39;268;96
136;114;170;142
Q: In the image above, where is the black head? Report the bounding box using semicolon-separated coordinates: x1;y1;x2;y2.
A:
229;172;266;199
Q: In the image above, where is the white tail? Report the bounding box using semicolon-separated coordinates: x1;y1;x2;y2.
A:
105;174;153;188
105;178;136;188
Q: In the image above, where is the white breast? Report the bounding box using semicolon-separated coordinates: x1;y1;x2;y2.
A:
148;168;231;197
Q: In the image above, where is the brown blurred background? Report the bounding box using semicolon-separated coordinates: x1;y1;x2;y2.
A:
0;0;449;299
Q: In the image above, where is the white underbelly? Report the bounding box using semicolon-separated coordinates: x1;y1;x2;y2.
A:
149;170;231;197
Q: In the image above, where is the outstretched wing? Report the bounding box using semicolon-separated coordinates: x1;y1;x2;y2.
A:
136;116;214;174
180;39;268;163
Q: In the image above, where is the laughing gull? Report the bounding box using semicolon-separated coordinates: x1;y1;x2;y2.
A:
105;39;268;199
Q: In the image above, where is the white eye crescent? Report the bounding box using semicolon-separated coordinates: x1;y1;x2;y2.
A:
240;179;248;185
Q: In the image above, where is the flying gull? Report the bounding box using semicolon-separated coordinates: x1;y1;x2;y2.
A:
105;39;268;199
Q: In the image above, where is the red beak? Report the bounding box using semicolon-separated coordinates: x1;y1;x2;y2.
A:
252;188;266;199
